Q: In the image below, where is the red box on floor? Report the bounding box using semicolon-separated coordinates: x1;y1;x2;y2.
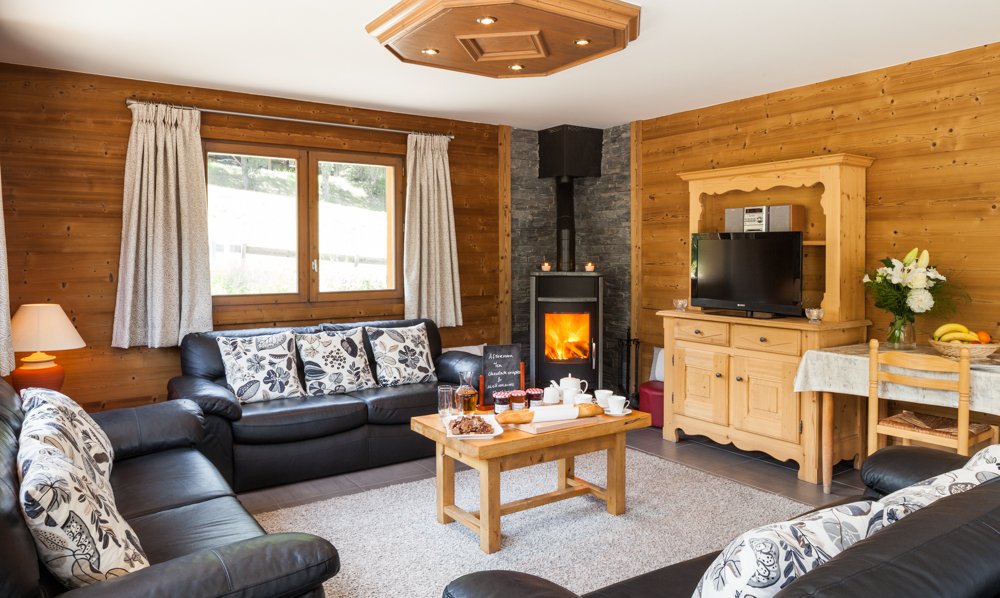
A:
638;381;664;428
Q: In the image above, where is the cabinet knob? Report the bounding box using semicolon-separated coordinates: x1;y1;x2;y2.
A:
715;372;722;378
694;329;703;335
759;336;768;343
735;376;744;382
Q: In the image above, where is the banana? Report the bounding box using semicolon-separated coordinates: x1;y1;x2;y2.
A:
933;323;969;340
938;331;981;343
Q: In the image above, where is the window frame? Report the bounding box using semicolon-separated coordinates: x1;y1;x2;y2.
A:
203;140;404;307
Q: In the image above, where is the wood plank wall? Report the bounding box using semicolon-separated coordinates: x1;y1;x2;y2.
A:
0;62;501;411
636;42;1000;375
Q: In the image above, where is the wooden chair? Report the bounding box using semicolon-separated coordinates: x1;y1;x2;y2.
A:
867;339;999;456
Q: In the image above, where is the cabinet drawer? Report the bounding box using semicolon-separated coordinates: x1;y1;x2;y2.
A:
732;325;801;356
675;320;729;346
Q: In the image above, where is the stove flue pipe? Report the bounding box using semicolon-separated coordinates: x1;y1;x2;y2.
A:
555;176;575;272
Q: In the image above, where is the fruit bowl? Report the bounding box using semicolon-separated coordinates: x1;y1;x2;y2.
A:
929;339;1000;359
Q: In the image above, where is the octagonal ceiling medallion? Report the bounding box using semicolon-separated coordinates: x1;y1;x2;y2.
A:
366;0;641;78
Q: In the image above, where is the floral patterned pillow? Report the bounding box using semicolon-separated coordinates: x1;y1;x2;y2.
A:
216;332;306;403
695;444;1000;597
365;323;437;387
18;417;148;587
295;328;377;395
19;388;114;494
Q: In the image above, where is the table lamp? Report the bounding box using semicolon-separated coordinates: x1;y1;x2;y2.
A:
10;303;85;393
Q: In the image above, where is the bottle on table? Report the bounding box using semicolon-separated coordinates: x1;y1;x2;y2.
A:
457;371;479;414
526;388;544;408
493;391;511;414
510;390;527;411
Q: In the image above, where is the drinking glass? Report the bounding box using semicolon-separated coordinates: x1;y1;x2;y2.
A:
437;386;455;418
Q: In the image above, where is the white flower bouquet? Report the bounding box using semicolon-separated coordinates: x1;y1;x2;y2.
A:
862;247;952;345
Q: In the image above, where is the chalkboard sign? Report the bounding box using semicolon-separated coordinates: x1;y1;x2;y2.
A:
481;344;523;405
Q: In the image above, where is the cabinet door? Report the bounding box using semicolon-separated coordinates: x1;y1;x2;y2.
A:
674;347;729;425
730;356;799;442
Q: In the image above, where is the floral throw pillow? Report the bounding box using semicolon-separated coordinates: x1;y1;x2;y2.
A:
18;424;148;587
216;332;306;403
365;323;437;387
694;444;1000;597
295;328;377;396
19;388;114;494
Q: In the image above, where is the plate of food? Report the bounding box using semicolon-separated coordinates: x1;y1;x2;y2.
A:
445;414;504;439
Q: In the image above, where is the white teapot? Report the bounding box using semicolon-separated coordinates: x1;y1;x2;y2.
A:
553;374;588;395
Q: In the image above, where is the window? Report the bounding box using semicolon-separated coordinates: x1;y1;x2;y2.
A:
206;142;403;305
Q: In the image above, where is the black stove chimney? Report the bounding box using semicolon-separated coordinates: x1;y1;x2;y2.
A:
538;125;603;271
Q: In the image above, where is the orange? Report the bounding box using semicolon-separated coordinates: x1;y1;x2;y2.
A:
977;330;992;344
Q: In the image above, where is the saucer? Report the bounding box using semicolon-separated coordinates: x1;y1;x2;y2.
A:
604;408;633;417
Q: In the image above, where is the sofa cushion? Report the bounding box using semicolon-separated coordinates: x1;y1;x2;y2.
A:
110;449;233;519
127;495;263;564
216;331;306;403
233;395;368;444
180;324;326;383
347;382;438;425
296;328;377;395
20;388;114;493
584;552;721;598
365;323;437;386
18;441;149;588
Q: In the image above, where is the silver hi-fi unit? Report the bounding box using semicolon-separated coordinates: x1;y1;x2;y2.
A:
724;205;805;233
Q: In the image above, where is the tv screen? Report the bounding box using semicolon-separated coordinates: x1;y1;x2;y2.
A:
691;232;803;317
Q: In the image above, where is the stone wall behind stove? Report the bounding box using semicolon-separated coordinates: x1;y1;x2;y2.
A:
509;124;632;389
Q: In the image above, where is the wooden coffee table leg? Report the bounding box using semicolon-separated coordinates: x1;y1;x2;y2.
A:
607;432;626;515
558;456;575;490
436;442;455;524
479;459;501;553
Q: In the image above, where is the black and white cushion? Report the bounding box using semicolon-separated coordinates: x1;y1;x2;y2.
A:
365;323;437;387
295;328;377;395
216;332;306;403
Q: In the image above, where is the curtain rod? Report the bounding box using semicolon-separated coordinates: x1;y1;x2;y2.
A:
124;98;454;139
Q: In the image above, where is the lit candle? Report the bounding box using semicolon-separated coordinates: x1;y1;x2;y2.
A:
540;260;552;272
585;262;596;272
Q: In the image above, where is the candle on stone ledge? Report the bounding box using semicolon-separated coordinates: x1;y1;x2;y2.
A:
585;262;596;272
540;260;552;272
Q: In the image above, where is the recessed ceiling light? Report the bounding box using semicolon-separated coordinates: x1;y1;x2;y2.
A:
574;38;591;46
508;64;524;71
421;48;439;55
476;16;498;25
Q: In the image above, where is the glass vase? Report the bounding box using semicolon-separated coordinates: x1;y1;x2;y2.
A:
886;315;917;350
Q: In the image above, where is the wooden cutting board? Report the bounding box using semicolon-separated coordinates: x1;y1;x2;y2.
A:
512;416;600;434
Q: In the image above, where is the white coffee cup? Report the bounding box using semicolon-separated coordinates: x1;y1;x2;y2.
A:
562;387;581;405
594;389;613;409
543;386;562;404
575;393;593;405
608;395;630;415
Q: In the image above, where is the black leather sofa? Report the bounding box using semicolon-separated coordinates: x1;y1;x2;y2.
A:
0;379;339;597
168;318;482;492
444;446;1000;598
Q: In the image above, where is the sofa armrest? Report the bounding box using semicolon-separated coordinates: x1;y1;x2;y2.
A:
63;533;339;598
436;351;483;385
91;400;204;460
444;571;579;598
168;375;242;421
861;446;969;497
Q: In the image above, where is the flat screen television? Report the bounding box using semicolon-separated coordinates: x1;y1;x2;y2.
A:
690;231;804;317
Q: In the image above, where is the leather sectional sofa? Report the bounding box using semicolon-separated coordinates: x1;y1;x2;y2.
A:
168;318;482;492
444;446;1000;598
0;378;339;597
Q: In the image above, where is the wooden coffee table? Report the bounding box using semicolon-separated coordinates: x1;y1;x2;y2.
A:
410;410;651;553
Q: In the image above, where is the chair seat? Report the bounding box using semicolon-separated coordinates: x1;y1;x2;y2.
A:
879;410;993;439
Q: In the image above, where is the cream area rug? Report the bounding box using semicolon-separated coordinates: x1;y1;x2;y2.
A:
255;449;807;597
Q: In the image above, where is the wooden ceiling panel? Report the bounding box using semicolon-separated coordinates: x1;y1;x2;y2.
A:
367;0;641;78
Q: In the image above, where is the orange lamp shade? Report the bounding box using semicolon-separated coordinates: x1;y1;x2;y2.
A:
10;303;85;393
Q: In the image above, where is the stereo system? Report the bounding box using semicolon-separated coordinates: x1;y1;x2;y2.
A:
724;205;806;233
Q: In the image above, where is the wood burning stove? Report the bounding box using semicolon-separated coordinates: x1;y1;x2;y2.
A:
530;272;603;389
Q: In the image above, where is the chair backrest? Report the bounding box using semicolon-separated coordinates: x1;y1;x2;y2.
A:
867;338;970;398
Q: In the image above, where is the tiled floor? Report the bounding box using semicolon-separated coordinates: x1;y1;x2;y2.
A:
238;426;865;514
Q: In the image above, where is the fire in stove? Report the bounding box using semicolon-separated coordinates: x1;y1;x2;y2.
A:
544;313;591;361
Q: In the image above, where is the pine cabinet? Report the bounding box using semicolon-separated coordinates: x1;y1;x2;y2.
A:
674;346;728;426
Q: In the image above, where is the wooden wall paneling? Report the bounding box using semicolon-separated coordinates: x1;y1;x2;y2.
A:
0;62;501;409
497;125;512;343
637;42;1000;361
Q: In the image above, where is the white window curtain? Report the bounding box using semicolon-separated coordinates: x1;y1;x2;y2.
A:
403;134;463;327
0;166;14;376
112;103;212;348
